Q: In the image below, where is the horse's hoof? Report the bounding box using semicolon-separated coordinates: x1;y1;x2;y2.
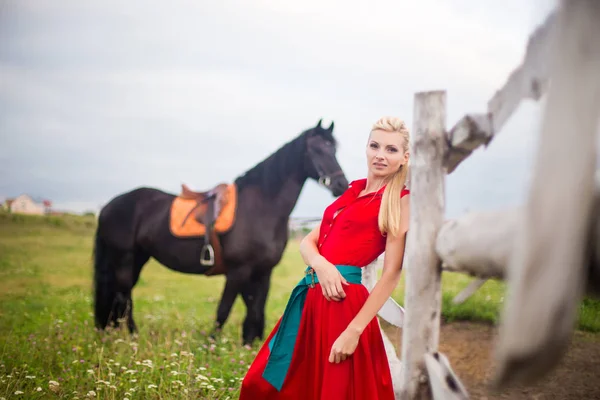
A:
242;336;261;347
209;328;222;340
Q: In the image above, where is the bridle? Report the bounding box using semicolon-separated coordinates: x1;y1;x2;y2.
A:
309;151;345;187
305;134;344;188
317;169;345;187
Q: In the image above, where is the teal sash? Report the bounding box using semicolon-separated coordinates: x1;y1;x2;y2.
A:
262;265;362;391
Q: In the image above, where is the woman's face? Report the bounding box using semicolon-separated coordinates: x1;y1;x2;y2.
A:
366;129;408;179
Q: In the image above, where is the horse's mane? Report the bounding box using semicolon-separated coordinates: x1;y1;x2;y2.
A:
234;126;336;197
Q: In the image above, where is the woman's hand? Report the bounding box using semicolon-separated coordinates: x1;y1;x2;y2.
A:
329;328;360;363
311;256;349;301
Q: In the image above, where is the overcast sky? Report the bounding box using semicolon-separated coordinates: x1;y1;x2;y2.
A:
1;0;557;218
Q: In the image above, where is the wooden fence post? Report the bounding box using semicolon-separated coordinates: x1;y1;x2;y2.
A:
493;0;600;388
400;90;447;399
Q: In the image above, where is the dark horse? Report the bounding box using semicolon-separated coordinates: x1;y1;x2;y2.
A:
93;120;349;344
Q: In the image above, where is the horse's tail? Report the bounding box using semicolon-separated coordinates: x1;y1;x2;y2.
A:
93;229;115;329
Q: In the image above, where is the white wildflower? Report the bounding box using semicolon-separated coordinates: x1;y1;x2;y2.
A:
196;374;210;381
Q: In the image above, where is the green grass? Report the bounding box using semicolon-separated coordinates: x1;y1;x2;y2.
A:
0;211;599;399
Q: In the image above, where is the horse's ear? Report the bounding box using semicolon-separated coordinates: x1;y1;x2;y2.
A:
327;121;334;131
316;119;323;129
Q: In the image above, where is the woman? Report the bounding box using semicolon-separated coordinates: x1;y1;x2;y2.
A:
240;116;411;400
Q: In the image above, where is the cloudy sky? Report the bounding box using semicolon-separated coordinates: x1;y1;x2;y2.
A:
1;0;557;218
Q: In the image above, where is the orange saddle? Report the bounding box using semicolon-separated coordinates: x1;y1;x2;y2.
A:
169;183;237;238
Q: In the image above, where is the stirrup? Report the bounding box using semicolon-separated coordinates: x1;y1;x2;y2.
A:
200;244;215;266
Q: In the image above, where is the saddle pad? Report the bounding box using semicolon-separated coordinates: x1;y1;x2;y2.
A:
169;184;237;238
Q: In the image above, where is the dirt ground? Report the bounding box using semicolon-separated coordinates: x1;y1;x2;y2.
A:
382;321;600;400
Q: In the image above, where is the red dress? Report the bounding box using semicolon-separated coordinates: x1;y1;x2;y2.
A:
240;179;409;400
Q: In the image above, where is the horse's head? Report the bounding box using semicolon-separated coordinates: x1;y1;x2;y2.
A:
304;119;349;197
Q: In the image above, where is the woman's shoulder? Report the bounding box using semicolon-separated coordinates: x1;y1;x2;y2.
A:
332;178;367;199
401;180;410;198
347;178;367;190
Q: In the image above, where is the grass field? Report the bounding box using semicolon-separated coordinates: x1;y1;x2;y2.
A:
1;211;599;399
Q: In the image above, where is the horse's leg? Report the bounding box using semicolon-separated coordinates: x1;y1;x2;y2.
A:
93;234;118;330
214;266;251;334
110;251;133;330
240;268;273;345
112;248;149;333
127;248;149;332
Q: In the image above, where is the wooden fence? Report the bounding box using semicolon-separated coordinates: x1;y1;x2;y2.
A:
364;1;600;398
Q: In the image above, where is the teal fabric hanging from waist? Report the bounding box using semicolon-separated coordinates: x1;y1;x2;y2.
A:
262;265;363;391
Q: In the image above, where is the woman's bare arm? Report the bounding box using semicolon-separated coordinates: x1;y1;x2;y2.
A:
299;225;321;266
299;224;348;301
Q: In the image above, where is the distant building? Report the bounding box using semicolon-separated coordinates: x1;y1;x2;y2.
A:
5;194;52;215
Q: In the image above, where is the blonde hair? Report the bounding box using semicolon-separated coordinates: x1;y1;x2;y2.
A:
371;116;410;237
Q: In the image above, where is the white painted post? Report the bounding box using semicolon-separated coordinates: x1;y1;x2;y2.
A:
400;91;447;399
362;259;404;398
